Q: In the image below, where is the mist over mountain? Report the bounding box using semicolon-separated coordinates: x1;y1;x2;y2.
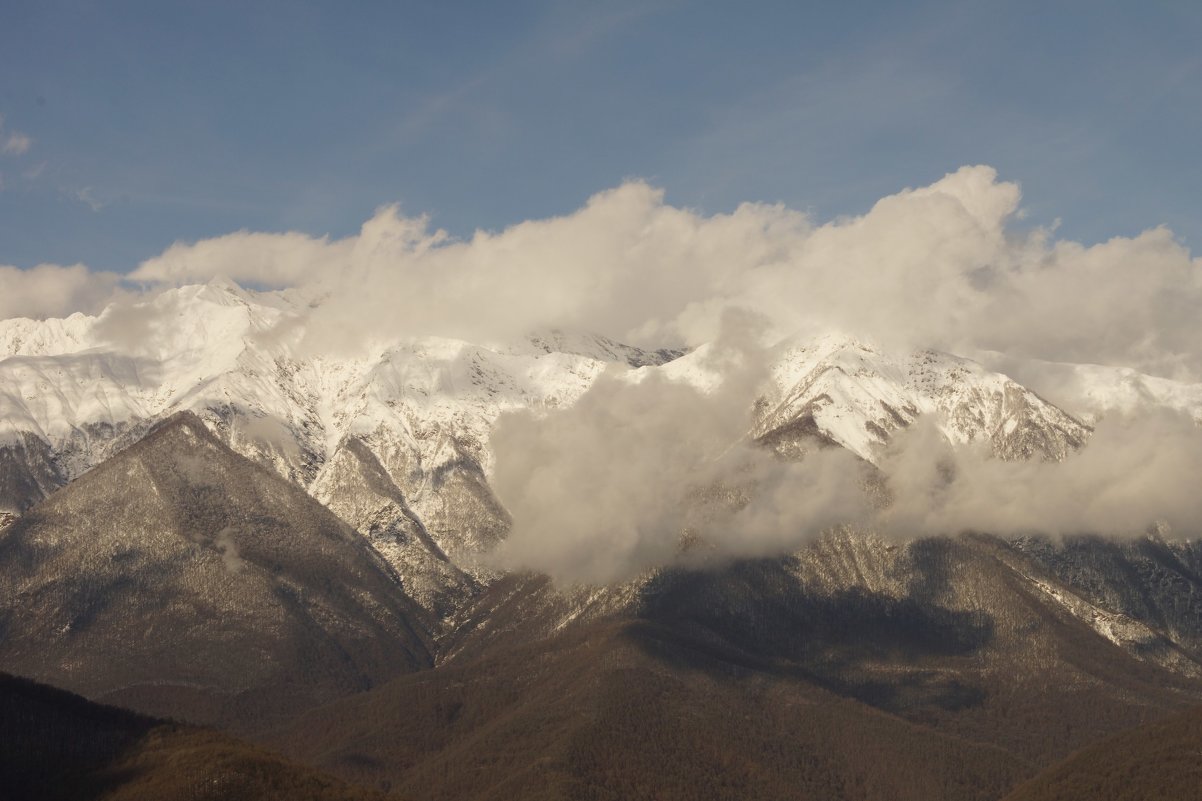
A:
5;168;1202;574
3;262;1201;585
9;167;1202;378
4;167;1202;799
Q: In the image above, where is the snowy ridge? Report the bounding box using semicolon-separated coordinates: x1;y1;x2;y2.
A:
755;334;1090;463
6;277;1202;660
1;277;1181;619
0;284;1111;481
0;280;616;484
519;329;686;368
0;279;1118;523
974;353;1202;426
0;280;653;606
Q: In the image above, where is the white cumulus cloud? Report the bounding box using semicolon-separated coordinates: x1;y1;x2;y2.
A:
0;263;123;321
7;166;1202;582
119;165;1202;380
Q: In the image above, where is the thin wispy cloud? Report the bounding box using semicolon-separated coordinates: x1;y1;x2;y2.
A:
0;115;32;156
2;133;31;156
543;3;670;60
390;74;495;149
72;187;106;212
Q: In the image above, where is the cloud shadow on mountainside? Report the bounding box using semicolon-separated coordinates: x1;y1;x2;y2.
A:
627;554;995;715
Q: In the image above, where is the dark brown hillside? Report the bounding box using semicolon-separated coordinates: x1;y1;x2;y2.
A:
264;530;1202;800
0;671;394;801
632;538;1202;764
269;621;1029;801
6;413;1202;798
1000;705;1202;801
0;411;433;732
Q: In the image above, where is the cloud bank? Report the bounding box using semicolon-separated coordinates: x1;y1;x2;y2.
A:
491;352;1202;584
7;165;1202;583
0;263;122;321
119;166;1202;380
488;314;873;583
877;411;1202;540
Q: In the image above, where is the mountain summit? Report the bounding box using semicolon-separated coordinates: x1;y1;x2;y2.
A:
0;410;433;729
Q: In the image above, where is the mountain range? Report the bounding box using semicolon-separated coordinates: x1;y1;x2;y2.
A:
2;278;1201;799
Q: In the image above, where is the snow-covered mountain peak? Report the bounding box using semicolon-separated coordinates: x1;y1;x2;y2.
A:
0;313;95;359
755;333;1089;463
519;329;685;368
589;328;1087;465
0;275;1118;490
973;352;1202;426
0;277;1163;621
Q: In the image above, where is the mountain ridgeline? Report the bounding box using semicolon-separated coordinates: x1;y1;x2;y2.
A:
0;412;432;731
2;280;1202;799
0;671;398;801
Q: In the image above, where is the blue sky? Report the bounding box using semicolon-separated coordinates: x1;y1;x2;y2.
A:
1;0;1199;272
